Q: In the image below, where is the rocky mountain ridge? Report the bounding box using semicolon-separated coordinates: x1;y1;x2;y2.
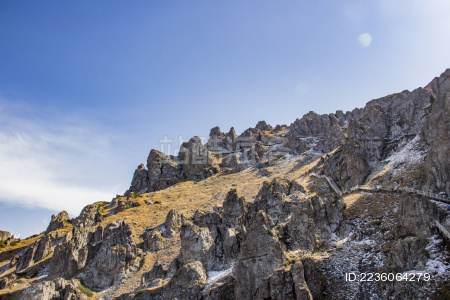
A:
0;69;449;299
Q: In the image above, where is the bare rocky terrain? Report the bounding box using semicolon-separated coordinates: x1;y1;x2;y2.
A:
1;69;450;299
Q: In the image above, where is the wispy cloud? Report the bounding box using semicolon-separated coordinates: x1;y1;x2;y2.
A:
0;102;129;216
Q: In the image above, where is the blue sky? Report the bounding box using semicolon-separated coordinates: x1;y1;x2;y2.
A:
1;0;450;238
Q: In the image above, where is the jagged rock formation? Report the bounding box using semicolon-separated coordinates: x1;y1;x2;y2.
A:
286;109;361;154
13;231;66;274
163;209;183;237
421;69;450;196
257;261;313;300
2;69;450;300
0;231;10;243
321;86;434;189
180;221;216;271
72;204;103;227
128;163;150;194
279;194;346;251
135;261;207;300
222;189;247;228
46;210;70;233
146;149;183;193
246;178;292;226
80;220;141;291
21;278;88;300
179;136;220;181
126;137;220;195
49;219;142;291
49;225;99;280
234;211;286;300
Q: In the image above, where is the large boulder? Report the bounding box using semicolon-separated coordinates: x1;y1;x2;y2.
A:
143;230;164;252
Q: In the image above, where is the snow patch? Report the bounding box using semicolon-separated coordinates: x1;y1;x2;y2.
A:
383;135;425;168
205;263;234;290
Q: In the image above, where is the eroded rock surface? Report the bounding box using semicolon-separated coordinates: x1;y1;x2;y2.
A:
234;211;286;300
46;211;70;233
21;278;88;300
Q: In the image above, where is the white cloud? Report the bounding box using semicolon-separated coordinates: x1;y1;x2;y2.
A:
0;105;128;216
357;33;372;48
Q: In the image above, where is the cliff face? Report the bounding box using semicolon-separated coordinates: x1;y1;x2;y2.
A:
421;69;450;196
1;69;450;300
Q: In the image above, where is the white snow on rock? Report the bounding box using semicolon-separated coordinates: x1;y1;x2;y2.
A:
383;135;425;168
204;263;234;290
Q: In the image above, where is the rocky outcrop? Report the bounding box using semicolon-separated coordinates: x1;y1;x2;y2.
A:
397;193;447;237
180;221;216;270
221;153;241;170
12;231;66;274
234;211;286;300
79;220;141;291
207;126;226;152
48;224;100;280
72;204;102;228
163;209;183;237
136;261;207;300
46;211;70;233
0;230;10;243
421;69;450;196
255;120;273;131
33;233;52;262
247;178;292;226
179;136;220;181
321;87;433;189
21;278;88;300
315;124;347;153
385;237;428;272
257;261;313;300
126;163;150;195
0;277;9;290
222;189;247;228
15;244;37;273
285;109;361;154
144;230;164;252
288;111;339;138
147;149;183;192
202;275;236;300
163;261;207;299
279;194;345;251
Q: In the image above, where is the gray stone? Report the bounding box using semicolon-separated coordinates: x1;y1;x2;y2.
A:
46;211;70;233
234;211;286;300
